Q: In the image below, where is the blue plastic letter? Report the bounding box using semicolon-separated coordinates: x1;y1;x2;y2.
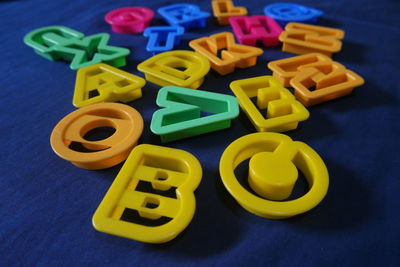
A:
264;3;323;26
157;4;210;30
143;26;185;55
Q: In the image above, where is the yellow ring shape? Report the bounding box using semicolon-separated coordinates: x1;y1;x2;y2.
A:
219;132;329;219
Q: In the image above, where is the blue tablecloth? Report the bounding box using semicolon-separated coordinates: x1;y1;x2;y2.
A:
1;0;399;265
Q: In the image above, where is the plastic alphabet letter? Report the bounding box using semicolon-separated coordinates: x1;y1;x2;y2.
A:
212;0;248;25
137;50;210;89
268;53;365;106
151;86;239;142
267;53;332;87
23;25;84;60
157;4;210;30
50;103;143;170
24;26;130;69
143;26;185;55
279;22;344;57
230;76;309;132
93;144;202;243
105;7;154;34
73;63;146;108
229;15;283;47
189;32;263;75
51;33;130;70
264;3;323;26
219;132;329;219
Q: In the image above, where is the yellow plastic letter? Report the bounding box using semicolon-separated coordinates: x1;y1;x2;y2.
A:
230;76;309;132
73;63;146;108
137;50;210;89
92;144;202;243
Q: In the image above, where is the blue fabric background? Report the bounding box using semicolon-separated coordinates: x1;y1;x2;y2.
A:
1;0;399;266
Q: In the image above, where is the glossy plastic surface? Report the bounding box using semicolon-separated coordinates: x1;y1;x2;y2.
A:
143;26;185;55
50;103;143;170
211;0;247;25
229;15;282;47
267;53;332;87
137;50;210;89
92;144;202;243
105;7;154;34
73;63;146;108
151;86;239;143
219;132;329;219
264;3;323;26
157;4;210;30
53;33;130;70
189;32;263;75
279;22;344;57
230;76;309;132
24;26;130;70
23;25;84;60
268;53;365;106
